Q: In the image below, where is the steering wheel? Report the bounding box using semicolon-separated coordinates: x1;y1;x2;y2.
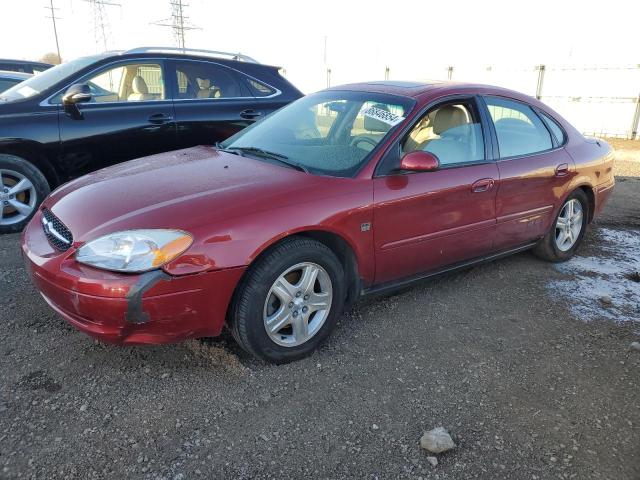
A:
350;136;378;149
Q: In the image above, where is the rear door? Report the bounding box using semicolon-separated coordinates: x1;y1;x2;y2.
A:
480;96;575;250
58;60;176;176
168;59;285;147
373;97;499;284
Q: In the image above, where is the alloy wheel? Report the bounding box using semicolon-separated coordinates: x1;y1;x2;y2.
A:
263;262;333;347
0;169;37;226
555;198;583;252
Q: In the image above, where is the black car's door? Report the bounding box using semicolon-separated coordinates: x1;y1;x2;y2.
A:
57;60;177;177
167;59;285;147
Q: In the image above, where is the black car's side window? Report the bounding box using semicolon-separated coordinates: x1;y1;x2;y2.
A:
84;63;164;103
174;61;248;99
484;96;553;158
401;101;485;167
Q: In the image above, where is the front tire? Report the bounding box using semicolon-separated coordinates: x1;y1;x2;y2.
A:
533;189;589;262
0;154;50;234
229;237;345;364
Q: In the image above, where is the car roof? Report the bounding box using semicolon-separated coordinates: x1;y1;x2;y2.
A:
0;70;32;80
327;80;539;102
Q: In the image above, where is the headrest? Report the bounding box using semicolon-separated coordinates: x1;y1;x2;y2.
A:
132;76;149;94
433;105;468;135
197;78;211;89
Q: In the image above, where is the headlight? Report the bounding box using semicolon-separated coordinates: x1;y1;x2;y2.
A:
75;229;193;273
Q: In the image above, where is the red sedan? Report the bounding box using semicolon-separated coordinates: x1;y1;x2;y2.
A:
22;81;615;363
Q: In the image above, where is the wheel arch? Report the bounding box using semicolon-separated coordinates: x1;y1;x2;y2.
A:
227;229;363;326
563;183;595;223
0;140;60;188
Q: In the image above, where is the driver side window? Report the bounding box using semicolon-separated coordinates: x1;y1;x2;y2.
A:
401;101;485;166
85;63;164;103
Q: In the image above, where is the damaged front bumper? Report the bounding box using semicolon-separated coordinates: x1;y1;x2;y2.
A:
22;210;244;345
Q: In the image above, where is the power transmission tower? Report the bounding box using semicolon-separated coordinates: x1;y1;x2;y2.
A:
84;0;120;53
152;0;200;51
44;0;62;61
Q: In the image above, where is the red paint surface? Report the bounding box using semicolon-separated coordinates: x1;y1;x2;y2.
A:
22;82;615;344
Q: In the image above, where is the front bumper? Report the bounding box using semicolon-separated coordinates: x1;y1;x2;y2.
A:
22;210;245;345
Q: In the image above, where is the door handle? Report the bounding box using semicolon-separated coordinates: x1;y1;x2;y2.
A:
555;163;570;176
471;178;495;193
148;113;174;124
240;109;263;120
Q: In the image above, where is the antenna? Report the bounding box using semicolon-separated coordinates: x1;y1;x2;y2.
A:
44;0;62;61
152;0;201;51
84;0;121;53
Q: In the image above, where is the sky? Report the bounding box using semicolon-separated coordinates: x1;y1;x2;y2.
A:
0;0;639;93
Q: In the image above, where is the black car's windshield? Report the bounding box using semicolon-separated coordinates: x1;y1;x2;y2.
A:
0;55;105;102
220;90;415;177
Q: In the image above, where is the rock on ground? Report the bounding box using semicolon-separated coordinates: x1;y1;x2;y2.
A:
420;427;456;454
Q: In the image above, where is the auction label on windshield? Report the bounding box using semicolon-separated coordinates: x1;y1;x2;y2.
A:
360;106;405;126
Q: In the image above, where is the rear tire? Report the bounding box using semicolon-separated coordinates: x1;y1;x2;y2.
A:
0;154;49;234
229;237;345;364
533;189;589;262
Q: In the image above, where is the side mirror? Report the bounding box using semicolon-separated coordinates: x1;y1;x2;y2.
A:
62;83;92;105
400;150;440;172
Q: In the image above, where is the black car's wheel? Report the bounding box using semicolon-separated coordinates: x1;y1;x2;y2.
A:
0;154;50;234
533;189;589;262
229;237;345;364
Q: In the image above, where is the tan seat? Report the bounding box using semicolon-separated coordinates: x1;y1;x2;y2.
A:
422;105;471;165
196;78;215;98
128;76;154;101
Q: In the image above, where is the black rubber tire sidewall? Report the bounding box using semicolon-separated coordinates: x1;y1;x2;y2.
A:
230;237;345;364
533;189;589;262
0;154;49;234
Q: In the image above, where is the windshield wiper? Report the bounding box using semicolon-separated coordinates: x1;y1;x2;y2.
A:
224;146;308;173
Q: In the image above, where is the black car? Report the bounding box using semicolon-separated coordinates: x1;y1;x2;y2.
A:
0;59;53;74
0;47;303;233
0;71;32;93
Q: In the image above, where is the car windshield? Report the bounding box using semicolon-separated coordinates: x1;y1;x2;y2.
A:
220;90;415;177
0;55;105;102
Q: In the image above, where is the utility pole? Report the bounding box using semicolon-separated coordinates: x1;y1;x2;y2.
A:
44;0;62;61
84;0;120;53
152;0;200;51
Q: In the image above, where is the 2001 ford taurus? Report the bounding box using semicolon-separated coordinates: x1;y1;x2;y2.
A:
21;81;615;363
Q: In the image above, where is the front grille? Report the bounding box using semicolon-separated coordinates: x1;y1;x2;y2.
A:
41;208;73;251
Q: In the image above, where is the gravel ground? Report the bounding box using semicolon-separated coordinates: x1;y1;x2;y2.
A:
1;164;639;479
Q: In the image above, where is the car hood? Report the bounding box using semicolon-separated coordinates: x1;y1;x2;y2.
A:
46;146;326;242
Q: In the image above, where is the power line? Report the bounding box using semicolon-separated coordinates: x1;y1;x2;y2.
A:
44;0;62;61
84;0;120;53
152;0;200;51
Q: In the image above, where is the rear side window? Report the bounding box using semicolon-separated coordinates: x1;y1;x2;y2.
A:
245;78;276;97
173;61;247;99
485;97;552;158
539;111;566;145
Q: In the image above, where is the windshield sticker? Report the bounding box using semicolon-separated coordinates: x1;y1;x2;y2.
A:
360;106;405;126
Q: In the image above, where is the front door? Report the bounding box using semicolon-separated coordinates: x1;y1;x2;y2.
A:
373;98;498;284
58;61;176;177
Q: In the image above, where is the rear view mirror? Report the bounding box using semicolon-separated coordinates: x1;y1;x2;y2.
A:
400;151;440;172
62;83;92;105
